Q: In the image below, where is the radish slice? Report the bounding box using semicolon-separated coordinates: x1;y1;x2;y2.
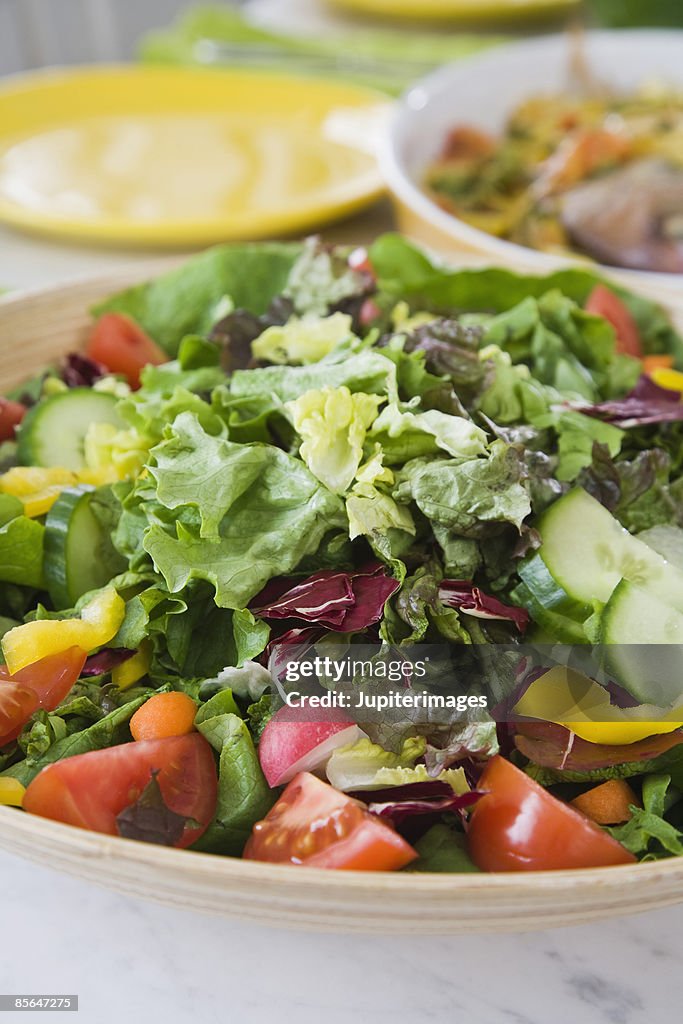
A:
259;708;363;788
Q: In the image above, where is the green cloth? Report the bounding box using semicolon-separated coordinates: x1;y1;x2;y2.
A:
139;5;504;95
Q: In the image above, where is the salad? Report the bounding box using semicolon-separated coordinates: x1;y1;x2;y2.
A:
0;234;682;874
425;89;683;273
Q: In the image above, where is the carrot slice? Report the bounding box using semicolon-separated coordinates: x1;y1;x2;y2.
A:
570;779;639;825
642;355;675;375
130;692;197;742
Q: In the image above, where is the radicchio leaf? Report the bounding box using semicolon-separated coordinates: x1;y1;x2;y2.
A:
61;352;107;388
438;580;530;633
116;772;190;846
363;784;481;826
251;563;400;632
514;720;683;772
82;648;135;677
571;375;683;428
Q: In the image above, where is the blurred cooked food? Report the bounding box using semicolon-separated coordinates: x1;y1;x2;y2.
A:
426;90;683;273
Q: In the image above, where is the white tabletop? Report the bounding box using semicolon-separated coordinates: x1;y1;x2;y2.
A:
0;845;680;1024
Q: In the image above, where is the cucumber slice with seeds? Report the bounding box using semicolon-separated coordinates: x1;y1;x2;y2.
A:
17;388;122;471
599;580;683;705
538;488;683;613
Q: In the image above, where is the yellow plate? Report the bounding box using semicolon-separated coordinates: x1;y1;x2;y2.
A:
330;0;578;20
0;66;388;247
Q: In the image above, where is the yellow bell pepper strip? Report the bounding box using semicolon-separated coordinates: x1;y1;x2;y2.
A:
0;466;118;517
650;367;683;396
0;467;77;518
513;667;683;746
2;588;126;674
0;778;26;807
112;640;152;691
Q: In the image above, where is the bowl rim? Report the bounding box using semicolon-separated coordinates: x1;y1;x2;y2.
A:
2;803;683;893
378;28;683;291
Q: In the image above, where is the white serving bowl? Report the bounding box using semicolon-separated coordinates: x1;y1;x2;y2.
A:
380;30;683;303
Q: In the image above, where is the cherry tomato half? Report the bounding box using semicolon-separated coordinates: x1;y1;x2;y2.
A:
0;647;87;746
0;398;27;441
586;285;643;359
467;756;636;871
85;313;167;389
244;772;417;871
23;732;217;848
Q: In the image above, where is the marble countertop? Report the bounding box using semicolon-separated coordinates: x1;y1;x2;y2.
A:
0;845;680;1024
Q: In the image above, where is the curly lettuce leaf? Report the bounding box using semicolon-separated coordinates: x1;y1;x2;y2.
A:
609;774;683;859
369;402;487;463
286;386;383;494
141;413;346;608
252;312;355;365
228;348;398;411
325;735;427;791
394;441;531;538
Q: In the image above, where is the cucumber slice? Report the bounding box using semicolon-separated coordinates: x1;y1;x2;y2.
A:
17;389;122;471
510;580;588;644
518;553;592;621
44;485;125;608
638;525;683;573
538;488;683;612
599;579;683;705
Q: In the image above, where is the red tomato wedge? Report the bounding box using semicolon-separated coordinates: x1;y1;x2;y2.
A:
244;772;417;871
585;285;643;359
85;313;167;389
0;397;27;441
467;756;636;872
23;733;217;848
0;647;87;746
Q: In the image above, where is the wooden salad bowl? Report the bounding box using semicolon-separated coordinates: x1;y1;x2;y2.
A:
1;259;683;934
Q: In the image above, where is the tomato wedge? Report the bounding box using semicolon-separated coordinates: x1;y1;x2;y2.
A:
244;772;417;871
85;313;167;389
0;647;87;746
23;733;217;848
585;285;643;359
467;756;636;871
0;397;27;441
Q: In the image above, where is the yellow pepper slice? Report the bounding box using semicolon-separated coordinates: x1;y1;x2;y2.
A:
2;588;126;674
0;467;78;517
112;640;152;691
650;367;683;396
0;778;26;807
0;466;120;517
513;667;683;746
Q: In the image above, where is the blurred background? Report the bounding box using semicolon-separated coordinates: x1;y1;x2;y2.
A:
1;0;682;291
1;0;682;76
